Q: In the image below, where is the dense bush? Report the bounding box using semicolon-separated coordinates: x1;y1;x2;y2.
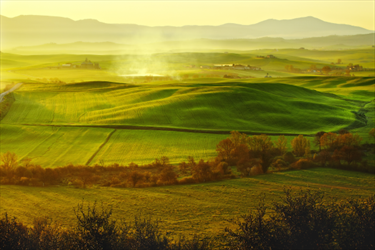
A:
0;201;211;250
224;188;375;250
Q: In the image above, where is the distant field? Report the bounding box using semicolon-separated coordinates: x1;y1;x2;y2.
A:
1;168;374;237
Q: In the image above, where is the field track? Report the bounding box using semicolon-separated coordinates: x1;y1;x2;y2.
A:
20;123;315;137
85;129;117;165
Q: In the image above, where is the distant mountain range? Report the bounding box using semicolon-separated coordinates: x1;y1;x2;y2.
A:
6;33;374;55
1;15;373;49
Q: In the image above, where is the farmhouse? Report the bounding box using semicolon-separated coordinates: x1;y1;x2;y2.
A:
200;65;211;69
266;55;276;59
81;58;100;69
213;64;261;71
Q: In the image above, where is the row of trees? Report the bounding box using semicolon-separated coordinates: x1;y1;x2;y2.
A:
1;189;374;249
0;152;234;188
1;129;373;188
215;129;373;176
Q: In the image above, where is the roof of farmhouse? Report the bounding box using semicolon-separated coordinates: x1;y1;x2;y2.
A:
81;58;94;65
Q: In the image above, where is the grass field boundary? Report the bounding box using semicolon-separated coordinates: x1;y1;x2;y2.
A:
85;129;117;165
19;123;315;137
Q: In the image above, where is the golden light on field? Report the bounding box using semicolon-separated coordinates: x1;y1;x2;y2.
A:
1;0;374;30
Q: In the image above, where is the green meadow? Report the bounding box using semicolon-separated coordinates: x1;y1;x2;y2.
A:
1;81;365;133
1;50;374;167
1;168;374;237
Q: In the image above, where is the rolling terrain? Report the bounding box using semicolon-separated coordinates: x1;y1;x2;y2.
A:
1;81;362;133
1;50;374;167
0;48;374;244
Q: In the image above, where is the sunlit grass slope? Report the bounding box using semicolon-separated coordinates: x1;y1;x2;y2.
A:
2;81;362;134
0;124;230;167
1;168;374;237
0;124;112;167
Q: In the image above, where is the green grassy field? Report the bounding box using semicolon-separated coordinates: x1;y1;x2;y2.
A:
1;80;364;133
1;51;374;167
0;124;229;167
1;168;374;237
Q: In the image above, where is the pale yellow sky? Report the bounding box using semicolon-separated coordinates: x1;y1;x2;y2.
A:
1;0;374;30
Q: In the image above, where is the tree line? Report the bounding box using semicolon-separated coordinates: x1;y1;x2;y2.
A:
0;129;374;188
1;188;374;249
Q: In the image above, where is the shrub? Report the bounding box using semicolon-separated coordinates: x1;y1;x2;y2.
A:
178;177;196;185
73;201;118;249
283;152;296;164
0;213;30;249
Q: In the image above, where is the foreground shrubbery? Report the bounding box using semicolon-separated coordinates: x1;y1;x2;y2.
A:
225;189;374;250
1;189;374;249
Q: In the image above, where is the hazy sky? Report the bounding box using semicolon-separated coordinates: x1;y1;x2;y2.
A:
1;0;374;30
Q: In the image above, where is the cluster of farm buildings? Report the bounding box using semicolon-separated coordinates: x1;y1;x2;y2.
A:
48;58;100;70
188;64;262;71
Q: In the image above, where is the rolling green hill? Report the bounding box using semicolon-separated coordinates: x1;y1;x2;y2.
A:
1;81;363;134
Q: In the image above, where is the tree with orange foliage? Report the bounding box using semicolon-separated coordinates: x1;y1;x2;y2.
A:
158;166;178;185
314;131;326;152
127;171;144;187
275;135;287;155
216;162;231;175
339;146;362;165
0;152;18;171
230;131;248;147
291;135;310;157
230;144;250;167
216;138;235;163
320;132;338;150
315;150;331;166
338;133;362;147
191;159;213;182
247;134;275;173
178;162;189;175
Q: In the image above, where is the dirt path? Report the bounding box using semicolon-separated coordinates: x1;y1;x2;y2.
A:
85;129;117;165
0;83;23;102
